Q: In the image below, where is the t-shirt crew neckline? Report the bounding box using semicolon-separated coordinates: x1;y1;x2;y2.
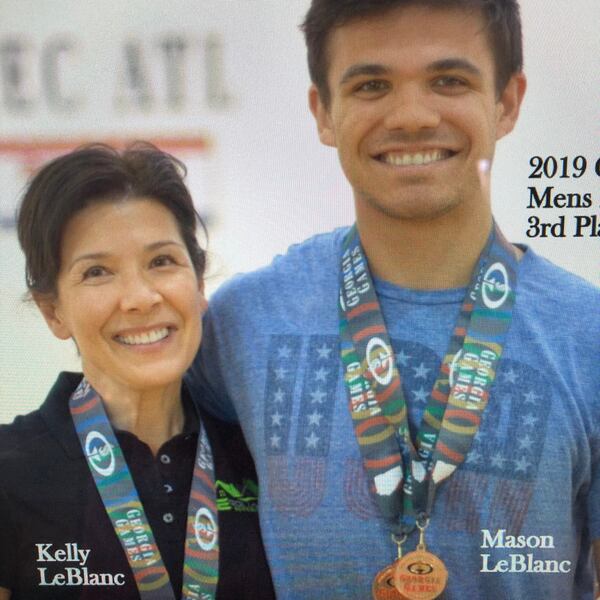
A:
373;277;466;305
372;244;530;305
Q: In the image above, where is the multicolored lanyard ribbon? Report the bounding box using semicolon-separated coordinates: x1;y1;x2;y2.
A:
339;223;518;537
70;379;219;600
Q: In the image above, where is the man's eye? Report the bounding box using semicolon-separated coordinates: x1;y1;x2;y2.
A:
151;255;176;268
355;80;388;94
434;76;467;89
82;266;108;280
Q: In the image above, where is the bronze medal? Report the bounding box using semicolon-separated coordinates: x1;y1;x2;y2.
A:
393;549;448;600
372;562;404;600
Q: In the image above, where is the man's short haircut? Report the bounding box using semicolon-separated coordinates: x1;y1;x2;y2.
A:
17;142;206;299
301;0;523;107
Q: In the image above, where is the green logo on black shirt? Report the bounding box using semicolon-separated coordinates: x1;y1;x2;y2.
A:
216;479;258;512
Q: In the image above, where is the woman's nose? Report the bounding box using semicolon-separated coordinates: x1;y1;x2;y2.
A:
118;272;162;313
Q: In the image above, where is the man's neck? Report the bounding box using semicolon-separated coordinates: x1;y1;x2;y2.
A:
355;205;494;290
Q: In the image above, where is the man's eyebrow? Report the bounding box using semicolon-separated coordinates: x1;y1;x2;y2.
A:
426;58;482;77
339;63;390;86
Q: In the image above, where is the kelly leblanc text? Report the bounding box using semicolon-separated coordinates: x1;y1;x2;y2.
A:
480;530;572;574
36;543;126;587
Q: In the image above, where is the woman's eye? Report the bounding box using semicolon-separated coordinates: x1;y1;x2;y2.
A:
151;255;175;268
82;265;108;280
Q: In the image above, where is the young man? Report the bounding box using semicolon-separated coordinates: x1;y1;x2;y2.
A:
188;1;600;598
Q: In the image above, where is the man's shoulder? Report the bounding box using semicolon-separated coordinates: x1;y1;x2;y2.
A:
521;249;600;306
519;249;600;340
210;227;348;307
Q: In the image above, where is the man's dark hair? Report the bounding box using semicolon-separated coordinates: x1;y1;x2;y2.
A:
17;142;206;298
301;0;523;107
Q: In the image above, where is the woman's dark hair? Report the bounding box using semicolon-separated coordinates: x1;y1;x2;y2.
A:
17;142;206;298
301;0;523;107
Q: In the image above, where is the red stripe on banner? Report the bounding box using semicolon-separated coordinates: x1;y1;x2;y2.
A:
463;303;474;312
364;454;402;470
355;415;389;436
187;547;219;560
377;378;400;402
354;324;386;342
70;396;99;414
454;327;467;336
436;440;463;462
431;388;447;402
444;409;481;425
134;565;165;581
193;467;214;487
190;490;217;512
347;302;379;320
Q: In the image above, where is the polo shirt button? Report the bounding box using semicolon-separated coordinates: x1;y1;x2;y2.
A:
164;484;174;494
160;454;171;464
163;512;174;524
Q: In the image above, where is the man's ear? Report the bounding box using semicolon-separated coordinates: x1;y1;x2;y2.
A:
34;295;72;340
496;72;527;141
308;84;337;148
197;278;208;315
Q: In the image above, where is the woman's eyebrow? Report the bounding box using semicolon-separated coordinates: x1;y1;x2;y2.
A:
67;241;184;271
67;252;110;270
145;240;185;251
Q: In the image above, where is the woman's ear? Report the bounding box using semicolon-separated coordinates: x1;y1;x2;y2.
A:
34;295;72;340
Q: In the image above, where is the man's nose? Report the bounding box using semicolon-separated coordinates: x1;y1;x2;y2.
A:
382;85;441;132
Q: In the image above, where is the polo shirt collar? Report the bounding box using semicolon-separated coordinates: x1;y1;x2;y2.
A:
39;371;199;459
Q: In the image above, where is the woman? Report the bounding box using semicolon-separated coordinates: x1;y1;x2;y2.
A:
0;144;275;600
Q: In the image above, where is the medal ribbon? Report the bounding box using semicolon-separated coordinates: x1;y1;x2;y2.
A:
70;379;219;599
339;223;518;536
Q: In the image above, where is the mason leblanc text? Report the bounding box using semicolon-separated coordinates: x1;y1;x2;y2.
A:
480;530;572;573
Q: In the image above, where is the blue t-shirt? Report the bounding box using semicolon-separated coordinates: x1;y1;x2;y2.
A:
187;228;600;600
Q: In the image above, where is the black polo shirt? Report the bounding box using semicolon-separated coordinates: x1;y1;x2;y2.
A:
0;372;275;600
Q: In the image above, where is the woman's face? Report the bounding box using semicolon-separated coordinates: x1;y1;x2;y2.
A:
39;198;207;393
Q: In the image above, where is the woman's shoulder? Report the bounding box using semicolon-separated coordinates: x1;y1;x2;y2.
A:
0;408;45;456
0;372;83;460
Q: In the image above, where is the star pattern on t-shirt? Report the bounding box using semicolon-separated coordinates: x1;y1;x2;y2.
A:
264;337;302;455
463;358;549;482
296;337;338;457
522;414;538;427
264;335;339;457
310;389;326;404
388;339;441;439
278;345;292;360
316;344;332;360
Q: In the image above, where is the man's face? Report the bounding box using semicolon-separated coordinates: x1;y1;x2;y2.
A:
310;6;525;222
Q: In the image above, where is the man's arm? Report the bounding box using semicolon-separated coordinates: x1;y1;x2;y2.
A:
0;587;11;599
186;296;241;423
593;540;600;599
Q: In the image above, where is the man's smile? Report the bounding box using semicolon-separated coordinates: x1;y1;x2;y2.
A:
375;149;457;167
